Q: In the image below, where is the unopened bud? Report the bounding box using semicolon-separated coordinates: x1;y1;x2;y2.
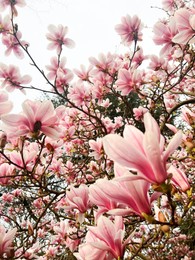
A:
161;225;170;233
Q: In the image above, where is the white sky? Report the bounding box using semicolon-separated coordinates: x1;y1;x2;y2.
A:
1;0;164;111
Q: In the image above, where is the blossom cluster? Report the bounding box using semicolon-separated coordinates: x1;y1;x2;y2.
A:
0;0;194;259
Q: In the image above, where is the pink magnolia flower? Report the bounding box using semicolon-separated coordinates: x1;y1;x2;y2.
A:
55;68;74;93
153;17;178;55
0;91;13;115
173;8;195;44
46;24;75;53
89;52;115;73
65;184;89;222
0;163;14;185
89;138;103;160
115;68;143;95
89;179;118;219
73;64;93;82
162;0;175;12
0;14;11;34
67;82;90;106
115;15;143;46
2;31;27;59
103;112;182;184
1;99;60;139
0;0;26;14
181;107;195;126
0;224;17;257
45;56;68;80
76;216;129;260
167;165;190;192
133;106;148;121
90;169;159;217
0;63;31;92
9;149;37;171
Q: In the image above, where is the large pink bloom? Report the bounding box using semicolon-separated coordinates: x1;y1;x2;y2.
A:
173;8;195;44
0;224;17;257
75;216;129;260
115;68;143;95
1;99;60;139
153;17;178;55
103;112;182;184
115;15;143;46
89;175;159;217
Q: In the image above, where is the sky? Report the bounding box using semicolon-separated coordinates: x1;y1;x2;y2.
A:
1;0;164;111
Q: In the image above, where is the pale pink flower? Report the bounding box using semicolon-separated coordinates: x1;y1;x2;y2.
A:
0;91;13;115
65;184;89;217
89;52;114;72
173;8;195;44
133;106;148;121
55;68;74;93
0;14;11;34
115;15;143;46
0;224;17;257
115;68;143;95
45;56;68;80
162;0;175;12
76;216;129;260
148;55;168;71
153;18;178;55
89;138;103;160
89;179;118;219
90;176;158;217
67;82;90;106
73;64;93;81
0;0;26;15
46;24;75;53
103;112;183;184
2;31;27;59
181;107;195;126
9;149;37;171
0;163;14;185
0;63;31;92
167;165;190;192
1;99;60;139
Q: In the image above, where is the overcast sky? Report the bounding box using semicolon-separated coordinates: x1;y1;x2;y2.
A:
1;0;164;111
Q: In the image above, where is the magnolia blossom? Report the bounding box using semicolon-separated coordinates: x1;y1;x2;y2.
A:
0;63;31;92
2;31;27;59
0;163;14;185
0;0;26;13
46;24;75;53
90;175;159;217
1;99;60;139
75;216;129;260
0;91;12;115
181;107;195;126
115;15;143;46
89;138;103;160
65;184;89;223
0;14;11;34
115;68;143;95
133;106;148;121
167;165;190;192
173;8;195;44
0;224;17;257
103;112;182;184
45;56;68;80
153;17;178;55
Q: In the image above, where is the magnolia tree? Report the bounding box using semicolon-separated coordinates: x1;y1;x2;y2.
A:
0;0;194;259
